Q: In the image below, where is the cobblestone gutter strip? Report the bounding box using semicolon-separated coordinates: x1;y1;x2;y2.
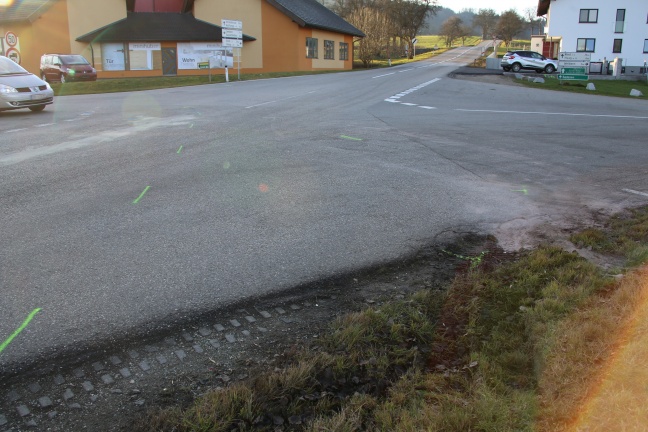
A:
0;241;468;432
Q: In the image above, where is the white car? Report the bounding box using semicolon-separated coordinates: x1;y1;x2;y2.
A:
501;50;558;74
0;55;54;112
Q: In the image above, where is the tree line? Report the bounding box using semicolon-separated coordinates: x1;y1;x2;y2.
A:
439;8;545;48
328;0;438;67
321;1;546;66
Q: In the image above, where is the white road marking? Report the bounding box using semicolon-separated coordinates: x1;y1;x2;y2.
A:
455;109;648;120
35;123;55;128
402;103;418;106
372;72;396;79
5;128;27;133
384;78;441;105
419;106;437;110
245;91;317;109
623;188;648;198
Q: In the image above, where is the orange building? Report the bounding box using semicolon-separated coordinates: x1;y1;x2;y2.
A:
0;0;363;78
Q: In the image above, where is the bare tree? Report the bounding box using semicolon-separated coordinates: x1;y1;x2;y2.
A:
347;6;392;67
440;16;463;47
523;7;545;36
387;0;439;59
496;10;524;47
459;24;472;45
472;8;498;39
333;0;439;63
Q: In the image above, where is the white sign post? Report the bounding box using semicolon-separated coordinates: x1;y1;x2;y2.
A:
222;19;243;80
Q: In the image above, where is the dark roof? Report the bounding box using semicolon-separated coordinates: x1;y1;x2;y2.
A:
76;12;256;43
537;0;551;16
266;0;364;37
0;0;54;23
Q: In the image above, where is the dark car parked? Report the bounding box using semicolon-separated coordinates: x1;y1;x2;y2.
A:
40;54;97;83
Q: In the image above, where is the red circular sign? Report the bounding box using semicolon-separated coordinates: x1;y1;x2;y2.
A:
4;31;18;47
6;47;21;64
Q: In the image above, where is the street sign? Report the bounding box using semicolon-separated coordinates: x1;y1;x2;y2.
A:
561;67;587;74
412;38;418;45
558;74;589;81
222;38;243;48
559;61;590;67
222;29;242;39
559;52;591;61
221;19;242;29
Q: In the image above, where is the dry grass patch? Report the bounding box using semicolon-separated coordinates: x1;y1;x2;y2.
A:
135;207;648;431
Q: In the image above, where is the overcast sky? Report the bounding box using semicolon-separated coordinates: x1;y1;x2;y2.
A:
438;0;539;14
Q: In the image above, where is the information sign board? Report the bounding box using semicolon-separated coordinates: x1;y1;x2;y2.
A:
222;38;243;48
221;19;242;29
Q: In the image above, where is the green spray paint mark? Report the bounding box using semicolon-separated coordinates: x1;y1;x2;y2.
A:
177;145;183;154
133;186;151;204
340;135;363;141
0;308;42;355
442;250;488;269
512;189;529;195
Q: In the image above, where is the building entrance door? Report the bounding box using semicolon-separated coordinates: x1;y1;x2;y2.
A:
162;48;177;76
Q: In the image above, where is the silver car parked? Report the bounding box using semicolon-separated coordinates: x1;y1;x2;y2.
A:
501;50;557;74
0;55;54;112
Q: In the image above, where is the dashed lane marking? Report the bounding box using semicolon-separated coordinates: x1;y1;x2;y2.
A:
623;188;648;198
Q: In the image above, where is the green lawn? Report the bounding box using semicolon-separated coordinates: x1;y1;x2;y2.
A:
50;70;345;96
517;76;648;99
417;35;482;49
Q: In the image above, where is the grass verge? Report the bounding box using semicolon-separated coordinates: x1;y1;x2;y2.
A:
134;206;648;431
515;76;648;99
50;70;346;97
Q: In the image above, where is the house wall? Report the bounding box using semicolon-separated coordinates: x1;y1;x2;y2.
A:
261;0;303;71
546;0;648;67
67;0;127;62
1;0;73;74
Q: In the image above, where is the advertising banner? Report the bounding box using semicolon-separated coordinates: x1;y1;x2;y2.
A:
177;43;233;69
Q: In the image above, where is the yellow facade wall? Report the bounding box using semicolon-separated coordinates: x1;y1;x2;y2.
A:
194;0;263;69
66;0;126;63
312;29;345;69
260;0;303;72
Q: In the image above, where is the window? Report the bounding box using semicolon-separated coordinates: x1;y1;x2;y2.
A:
576;38;595;52
306;37;318;58
339;42;349;61
324;40;335;60
612;39;622;53
644;39;648;53
615;9;625;33
579;9;598;23
102;43;126;71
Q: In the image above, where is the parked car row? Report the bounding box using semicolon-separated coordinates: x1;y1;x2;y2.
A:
0;55;54;113
1;53;98;114
500;50;558;74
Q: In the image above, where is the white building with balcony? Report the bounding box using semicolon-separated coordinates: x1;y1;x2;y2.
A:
535;0;648;74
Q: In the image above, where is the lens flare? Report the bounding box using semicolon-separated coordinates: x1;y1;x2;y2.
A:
0;0;15;7
568;268;648;431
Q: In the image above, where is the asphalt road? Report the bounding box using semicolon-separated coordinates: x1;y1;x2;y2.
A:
2;43;647;372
